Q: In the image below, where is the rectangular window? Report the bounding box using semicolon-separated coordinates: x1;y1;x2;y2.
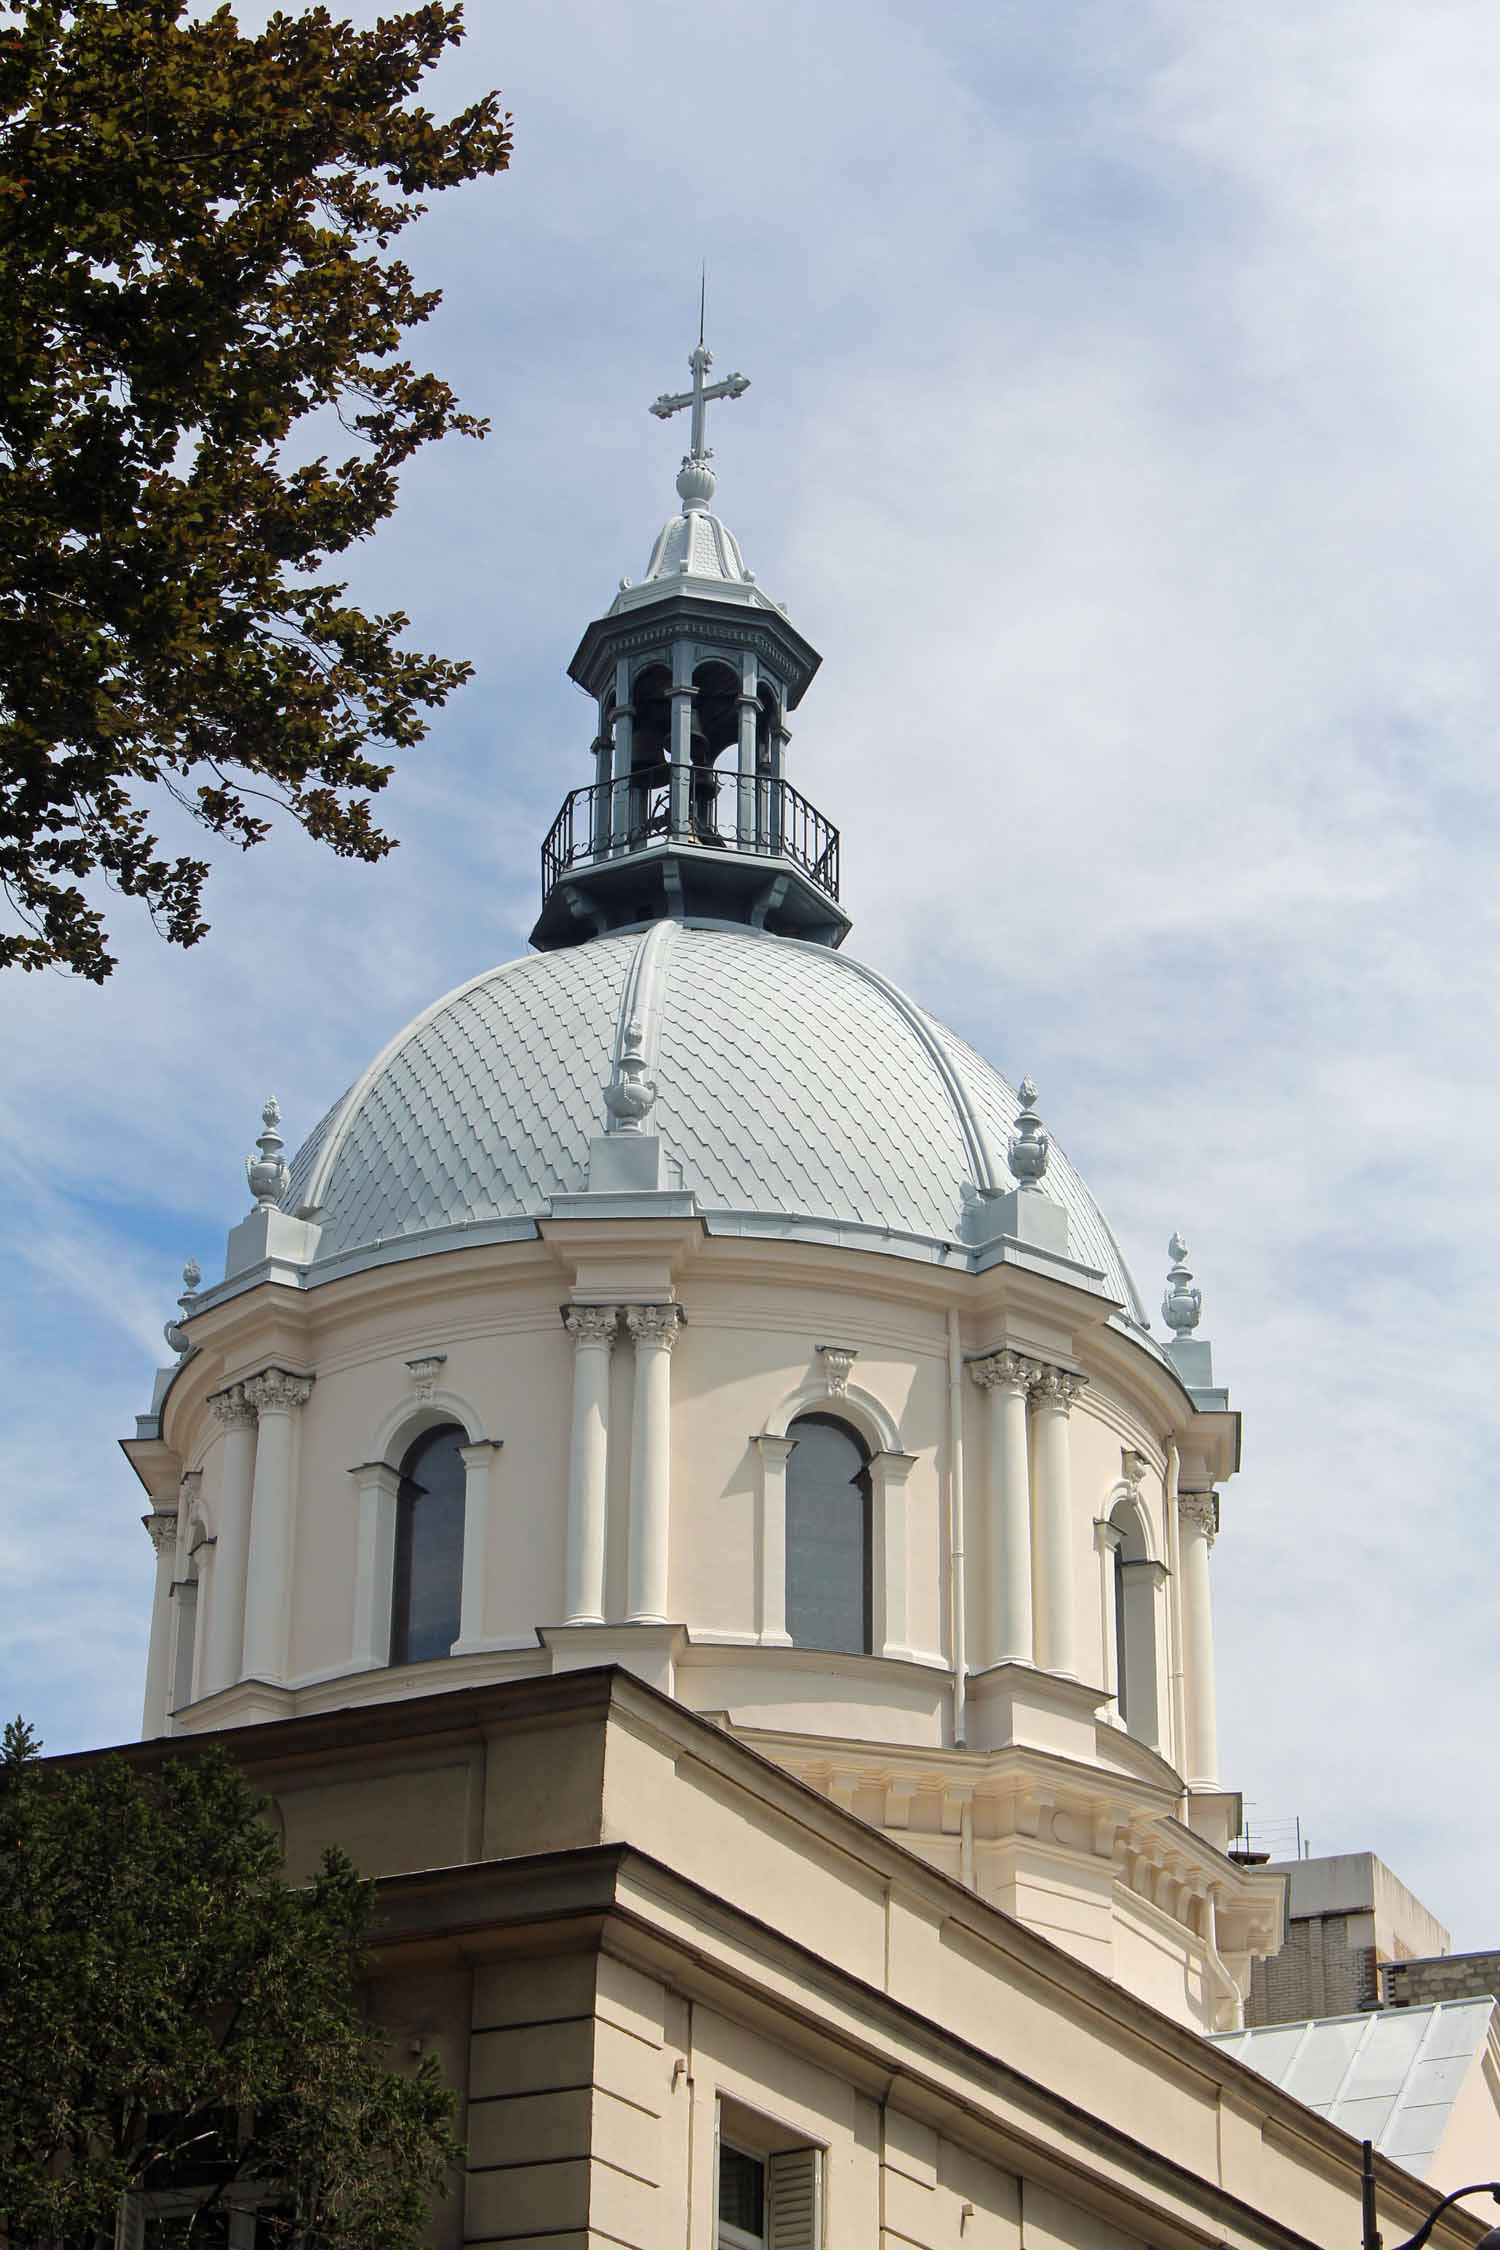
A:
717;2129;822;2250
718;2144;766;2249
118;2189;282;2250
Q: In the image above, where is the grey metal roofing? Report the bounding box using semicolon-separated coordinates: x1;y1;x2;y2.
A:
1210;2001;1499;2181
281;921;1146;1316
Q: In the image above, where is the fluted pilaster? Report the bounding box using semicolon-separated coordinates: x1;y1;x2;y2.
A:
969;1350;1036;1666
563;1306;618;1625
625;1305;684;1623
1030;1365;1086;1678
240;1368;313;1685
1178;1489;1220;1787
201;1384;257;1696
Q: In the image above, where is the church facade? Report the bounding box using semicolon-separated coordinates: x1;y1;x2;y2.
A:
115;341;1486;2250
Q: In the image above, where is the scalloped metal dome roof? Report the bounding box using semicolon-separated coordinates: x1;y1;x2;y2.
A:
281;922;1146;1320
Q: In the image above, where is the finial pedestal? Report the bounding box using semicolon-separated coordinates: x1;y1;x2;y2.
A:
224;1094;322;1279
964;1080;1070;1254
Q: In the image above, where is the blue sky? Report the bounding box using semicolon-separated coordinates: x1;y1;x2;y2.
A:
6;0;1500;1942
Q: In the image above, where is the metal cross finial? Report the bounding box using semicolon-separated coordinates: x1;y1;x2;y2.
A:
649;320;750;476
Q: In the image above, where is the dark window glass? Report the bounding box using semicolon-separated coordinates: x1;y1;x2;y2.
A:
718;2145;766;2237
1113;1542;1129;1725
390;1424;466;1665
785;1414;871;1656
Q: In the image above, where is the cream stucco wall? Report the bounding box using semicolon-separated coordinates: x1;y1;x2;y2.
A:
98;1672;1495;2250
128;1222;1274;2033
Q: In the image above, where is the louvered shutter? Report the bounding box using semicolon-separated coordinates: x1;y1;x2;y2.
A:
767;2147;821;2250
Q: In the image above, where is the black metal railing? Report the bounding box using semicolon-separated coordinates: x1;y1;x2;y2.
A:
540;764;840;903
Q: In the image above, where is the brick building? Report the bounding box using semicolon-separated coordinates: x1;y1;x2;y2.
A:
1247;1854;1450;2025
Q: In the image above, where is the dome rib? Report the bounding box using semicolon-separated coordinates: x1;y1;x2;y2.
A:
612;919;679;1080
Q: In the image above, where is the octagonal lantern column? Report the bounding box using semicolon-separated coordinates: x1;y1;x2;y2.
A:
202;1384;257;1696
240;1368;314;1684
563;1306;618;1626
625;1304;684;1624
609;657;633;850
968;1350;1035;1666
736;651;759;846
1178;1490;1221;1788
668;647;694;833
1030;1366;1085;1679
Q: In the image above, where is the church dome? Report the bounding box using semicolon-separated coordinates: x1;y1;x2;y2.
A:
282;920;1146;1321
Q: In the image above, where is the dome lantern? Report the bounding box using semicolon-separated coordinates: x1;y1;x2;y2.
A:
532;327;849;953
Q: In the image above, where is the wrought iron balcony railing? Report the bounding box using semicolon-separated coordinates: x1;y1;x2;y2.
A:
540;764;840;905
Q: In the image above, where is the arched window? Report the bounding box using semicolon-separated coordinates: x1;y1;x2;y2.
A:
1109;1498;1159;1746
785;1414;871;1656
390;1423;467;1665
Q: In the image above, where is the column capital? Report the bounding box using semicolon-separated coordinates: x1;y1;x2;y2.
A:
208;1382;256;1430
750;1432;798;1463
564;1304;620;1350
459;1439;504;1468
143;1510;178;1555
625;1303;685;1351
1030;1364;1087;1413
242;1367;314;1415
1179;1489;1220;1545
968;1349;1035;1394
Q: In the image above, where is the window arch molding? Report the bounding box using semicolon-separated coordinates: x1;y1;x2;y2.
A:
370;1386;490;1467
761;1377;900;1459
349;1386;500;1674
752;1379;914;1661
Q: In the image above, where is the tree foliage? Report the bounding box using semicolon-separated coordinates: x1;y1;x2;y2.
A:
0;2;511;980
0;1718;462;2250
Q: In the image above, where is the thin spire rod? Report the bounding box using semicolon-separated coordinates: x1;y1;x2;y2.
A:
698;261;706;349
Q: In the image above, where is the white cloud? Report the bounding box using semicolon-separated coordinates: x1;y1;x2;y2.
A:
6;0;1499;1945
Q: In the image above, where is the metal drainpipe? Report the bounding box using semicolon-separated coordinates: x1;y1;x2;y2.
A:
947;1307;968;1748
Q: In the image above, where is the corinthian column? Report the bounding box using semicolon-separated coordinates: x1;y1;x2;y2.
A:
1178;1490;1221;1788
563;1307;618;1624
202;1384;257;1695
140;1511;179;1737
968;1351;1036;1666
1030;1366;1086;1678
624;1305;684;1623
240;1368;314;1684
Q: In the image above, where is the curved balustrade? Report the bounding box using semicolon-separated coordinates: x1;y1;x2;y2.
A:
541;764;840;907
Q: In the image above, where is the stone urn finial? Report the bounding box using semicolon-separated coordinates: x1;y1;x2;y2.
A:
163;1256;202;1358
1162;1231;1202;1336
246;1095;291;1209
1008;1077;1050;1192
603;1023;657;1134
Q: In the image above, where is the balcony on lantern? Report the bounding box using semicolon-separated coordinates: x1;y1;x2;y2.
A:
532;760;849;950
